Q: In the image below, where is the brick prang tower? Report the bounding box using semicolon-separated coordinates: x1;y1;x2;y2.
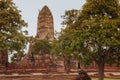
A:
36;5;54;42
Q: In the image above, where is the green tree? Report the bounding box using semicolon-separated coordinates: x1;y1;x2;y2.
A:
0;0;29;62
51;31;75;72
51;39;61;58
31;40;51;65
60;0;120;80
11;51;26;64
31;40;51;55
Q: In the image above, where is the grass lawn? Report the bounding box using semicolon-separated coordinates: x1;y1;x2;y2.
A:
92;78;120;80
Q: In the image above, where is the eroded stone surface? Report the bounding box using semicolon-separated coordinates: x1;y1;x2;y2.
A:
19;5;55;69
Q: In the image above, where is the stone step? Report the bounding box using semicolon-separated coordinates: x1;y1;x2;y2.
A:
0;66;6;71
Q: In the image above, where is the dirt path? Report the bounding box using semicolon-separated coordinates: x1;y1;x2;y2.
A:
0;73;78;80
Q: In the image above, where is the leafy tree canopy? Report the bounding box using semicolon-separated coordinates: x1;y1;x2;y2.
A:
59;0;120;80
31;40;51;55
0;0;29;55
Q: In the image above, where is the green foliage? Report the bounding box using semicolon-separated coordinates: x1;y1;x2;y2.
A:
59;0;120;80
31;40;51;55
0;0;29;56
77;0;120;66
11;51;26;64
60;0;120;66
61;9;80;27
51;39;61;57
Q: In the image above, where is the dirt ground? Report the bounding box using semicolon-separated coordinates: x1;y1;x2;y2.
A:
0;73;78;80
0;72;120;80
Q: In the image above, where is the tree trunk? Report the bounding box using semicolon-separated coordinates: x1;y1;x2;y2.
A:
97;61;105;80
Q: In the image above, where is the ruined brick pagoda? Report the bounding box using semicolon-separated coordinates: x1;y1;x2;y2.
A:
36;5;54;42
19;6;56;71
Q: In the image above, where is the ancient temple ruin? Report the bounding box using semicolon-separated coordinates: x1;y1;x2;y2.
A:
2;5;119;73
19;5;56;71
17;5;120;72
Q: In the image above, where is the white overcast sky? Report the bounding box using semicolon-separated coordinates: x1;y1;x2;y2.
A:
13;0;86;37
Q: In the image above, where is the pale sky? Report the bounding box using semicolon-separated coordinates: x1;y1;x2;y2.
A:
13;0;86;37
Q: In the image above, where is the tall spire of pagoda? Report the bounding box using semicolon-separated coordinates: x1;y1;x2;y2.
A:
36;5;54;42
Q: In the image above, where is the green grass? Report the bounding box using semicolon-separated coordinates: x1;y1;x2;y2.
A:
92;78;120;80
